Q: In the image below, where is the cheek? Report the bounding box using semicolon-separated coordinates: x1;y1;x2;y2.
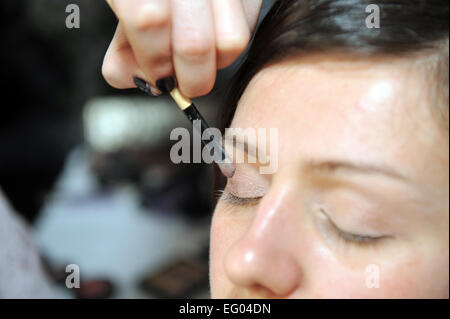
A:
306;243;447;298
209;213;225;297
379;248;449;298
209;203;242;298
301;241;371;298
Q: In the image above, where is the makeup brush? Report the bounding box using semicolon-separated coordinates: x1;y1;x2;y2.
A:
134;77;235;178
103;0;234;178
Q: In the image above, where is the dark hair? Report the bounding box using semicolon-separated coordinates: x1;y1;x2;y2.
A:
213;0;449;198
221;0;449;128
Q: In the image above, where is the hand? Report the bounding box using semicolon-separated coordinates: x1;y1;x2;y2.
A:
102;0;263;97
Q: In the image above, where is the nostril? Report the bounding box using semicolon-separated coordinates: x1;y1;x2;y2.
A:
250;283;277;298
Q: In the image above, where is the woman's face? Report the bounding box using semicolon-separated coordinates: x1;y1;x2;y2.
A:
210;55;449;298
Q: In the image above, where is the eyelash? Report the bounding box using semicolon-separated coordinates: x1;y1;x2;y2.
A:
333;222;383;245
218;190;384;246
320;209;385;246
216;190;262;206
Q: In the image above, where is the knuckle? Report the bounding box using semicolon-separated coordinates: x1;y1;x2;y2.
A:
134;4;170;30
181;79;214;98
218;32;250;54
175;37;213;59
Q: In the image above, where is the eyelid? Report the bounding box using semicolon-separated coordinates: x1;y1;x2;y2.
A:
317;208;387;245
220;190;262;206
334;224;384;243
226;172;268;198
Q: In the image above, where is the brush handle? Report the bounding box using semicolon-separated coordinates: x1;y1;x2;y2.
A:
169;87;225;159
169;88;235;177
183;104;226;161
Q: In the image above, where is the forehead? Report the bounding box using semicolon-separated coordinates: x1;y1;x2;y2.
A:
230;56;447;182
235;57;421;131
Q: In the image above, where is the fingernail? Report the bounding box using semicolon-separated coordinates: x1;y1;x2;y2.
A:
133;77;161;97
156;76;175;93
149;86;162;96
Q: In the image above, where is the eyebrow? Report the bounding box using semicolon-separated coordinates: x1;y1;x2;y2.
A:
225;135;408;181
306;159;408;181
224;134;269;164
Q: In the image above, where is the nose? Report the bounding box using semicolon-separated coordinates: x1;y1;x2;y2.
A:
224;188;302;297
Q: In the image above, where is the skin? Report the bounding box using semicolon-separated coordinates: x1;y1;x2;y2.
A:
102;0;262;97
210;54;449;298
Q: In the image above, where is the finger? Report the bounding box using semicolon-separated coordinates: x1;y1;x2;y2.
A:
171;0;217;97
242;0;263;32
102;23;146;89
212;0;251;69
113;0;173;85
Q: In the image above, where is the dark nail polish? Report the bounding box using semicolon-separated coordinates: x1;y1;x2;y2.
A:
133;77;158;97
156;76;175;93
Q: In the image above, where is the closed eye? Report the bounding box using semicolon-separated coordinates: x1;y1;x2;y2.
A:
321;209;389;245
218;190;262;206
335;226;384;244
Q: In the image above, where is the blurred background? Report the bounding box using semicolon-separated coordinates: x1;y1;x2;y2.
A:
0;0;274;298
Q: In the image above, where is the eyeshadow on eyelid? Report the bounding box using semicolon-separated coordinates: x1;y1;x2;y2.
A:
227;181;266;197
221;191;261;206
226;172;268;197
